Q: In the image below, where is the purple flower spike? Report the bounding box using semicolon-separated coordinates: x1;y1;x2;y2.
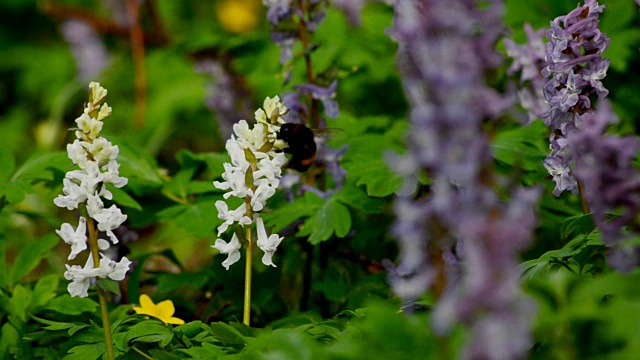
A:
390;0;540;358
567;101;640;271
264;0;293;26
540;0;611;197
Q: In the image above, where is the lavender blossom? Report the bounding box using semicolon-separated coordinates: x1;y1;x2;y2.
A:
541;0;610;196
504;24;549;122
263;0;328;65
390;0;539;358
567;101;640;271
333;0;367;26
61;20;110;82
194;58;253;140
295;80;340;119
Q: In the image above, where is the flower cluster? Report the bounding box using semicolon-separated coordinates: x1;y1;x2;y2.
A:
390;0;539;358
569;102;640;271
194;58;253;140
263;0;326;66
504;23;549;122
212;96;287;269
541;0;610;196
54;82;131;298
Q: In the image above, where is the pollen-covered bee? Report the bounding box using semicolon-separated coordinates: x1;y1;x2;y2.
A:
277;123;317;172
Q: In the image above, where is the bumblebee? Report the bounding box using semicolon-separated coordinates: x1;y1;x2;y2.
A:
277;123;317;172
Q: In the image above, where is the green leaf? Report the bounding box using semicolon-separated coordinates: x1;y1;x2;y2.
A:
30;274;59;309
176;343;225;358
44;294;99;315
10;233;59;286
162;167;197;201
491;120;547;170
561;214;596;240
343;155;403;197
31;316;76;331
262;192;323;233
0;238;9;289
11;151;69;183
0;148;15;182
124;322;174;347
7;285;32;321
127;249;183;310
96;278;121;297
157;196;221;238
176;321;204;338
177;150;230;180
156;272;209;293
335;184;383;214
106;184;142;211
0;323;20;358
63;343;105;360
0;180;31;204
209;322;246;345
110;136;164;195
308;199;351;244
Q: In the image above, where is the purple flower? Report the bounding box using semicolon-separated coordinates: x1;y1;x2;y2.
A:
541;0;611;196
333;0;367;26
567;101;640;271
264;0;293;26
390;0;539;358
295;80;339;119
61;20;110;82
194;58;253;140
505;24;549;122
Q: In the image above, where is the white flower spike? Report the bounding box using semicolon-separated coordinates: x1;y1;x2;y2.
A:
212;96;287;269
54;82;131;297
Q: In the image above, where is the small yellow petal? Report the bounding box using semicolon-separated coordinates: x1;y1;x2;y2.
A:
156;300;176;319
166;317;185;325
139;294;154;309
132;306;145;314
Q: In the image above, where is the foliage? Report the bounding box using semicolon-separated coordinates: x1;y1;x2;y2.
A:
1;0;640;359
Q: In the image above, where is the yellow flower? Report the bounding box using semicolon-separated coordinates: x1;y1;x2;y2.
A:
132;294;185;325
216;0;260;34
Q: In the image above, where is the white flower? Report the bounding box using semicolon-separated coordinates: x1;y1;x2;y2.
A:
64;255;131;297
213;96;287;270
253;154;286;181
67;140;88;168
97;103;112;121
215;201;252;235
94;205;127;243
89;81;107;105
251;183;276;212
263;95;288;118
75;113;103;139
255;216;283;267
56;217;88;260
212;233;242;270
103;160;128;188
54;178;86;210
64;256;102;298
98;255;132;281
216;163;252;199
57;82;131;297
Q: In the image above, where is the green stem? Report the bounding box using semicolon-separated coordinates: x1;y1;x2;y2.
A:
87;217;115;360
577;180;590;215
243;223;253;326
131;346;153;360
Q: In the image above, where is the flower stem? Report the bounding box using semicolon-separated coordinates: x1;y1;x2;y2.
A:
577;180;590;215
87;217;115;360
243;223;253;326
